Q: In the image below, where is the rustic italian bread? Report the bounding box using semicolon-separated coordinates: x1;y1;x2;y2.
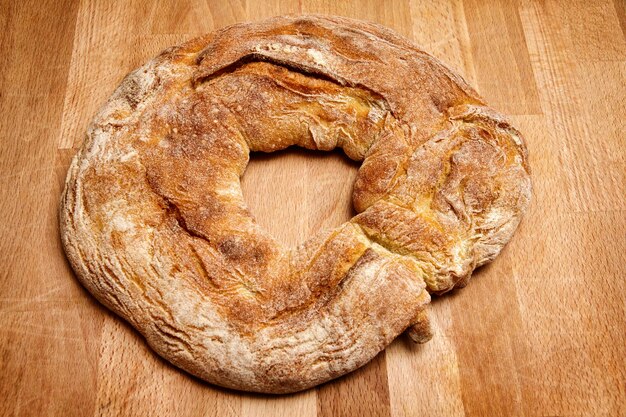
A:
60;15;531;393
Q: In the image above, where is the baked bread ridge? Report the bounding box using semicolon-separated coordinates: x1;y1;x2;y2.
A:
60;15;531;393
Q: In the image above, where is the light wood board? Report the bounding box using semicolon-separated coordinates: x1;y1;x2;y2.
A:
1;0;625;416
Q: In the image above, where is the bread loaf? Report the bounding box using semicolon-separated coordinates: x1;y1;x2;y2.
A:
60;15;531;393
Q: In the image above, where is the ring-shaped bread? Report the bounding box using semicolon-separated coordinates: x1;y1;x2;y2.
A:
60;15;531;393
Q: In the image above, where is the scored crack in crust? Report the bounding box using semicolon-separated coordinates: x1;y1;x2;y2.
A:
60;15;531;393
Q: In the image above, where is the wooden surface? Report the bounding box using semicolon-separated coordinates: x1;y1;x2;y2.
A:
1;0;625;415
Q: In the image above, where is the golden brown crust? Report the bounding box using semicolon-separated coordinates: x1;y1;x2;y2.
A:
60;15;531;393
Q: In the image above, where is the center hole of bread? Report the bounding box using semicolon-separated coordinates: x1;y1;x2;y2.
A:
240;147;359;248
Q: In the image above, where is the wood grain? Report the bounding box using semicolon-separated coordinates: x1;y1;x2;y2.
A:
1;0;624;416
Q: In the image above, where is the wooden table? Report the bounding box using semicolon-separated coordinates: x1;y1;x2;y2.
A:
1;1;624;416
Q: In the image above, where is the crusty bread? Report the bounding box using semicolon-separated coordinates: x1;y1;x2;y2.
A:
60;15;531;393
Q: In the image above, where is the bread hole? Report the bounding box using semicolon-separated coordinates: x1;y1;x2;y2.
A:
240;147;359;248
